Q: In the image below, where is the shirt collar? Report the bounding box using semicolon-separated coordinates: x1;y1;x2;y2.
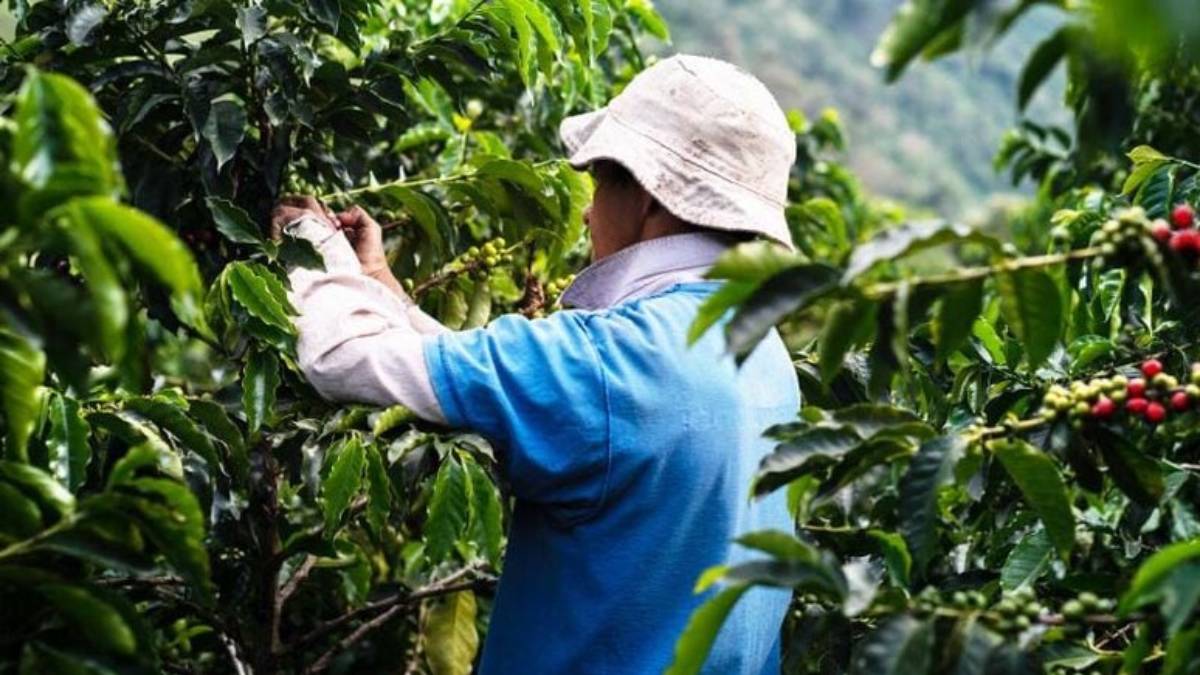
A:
560;231;732;310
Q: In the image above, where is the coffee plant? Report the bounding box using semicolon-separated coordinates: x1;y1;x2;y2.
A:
0;1;668;673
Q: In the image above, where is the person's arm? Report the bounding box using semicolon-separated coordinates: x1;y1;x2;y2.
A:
272;198;446;422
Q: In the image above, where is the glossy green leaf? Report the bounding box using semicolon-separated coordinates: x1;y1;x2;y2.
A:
188;399;248;484
11;70;120;218
242;350;280;435
426;457;470;563
202;99;246;170
0;461;75;520
754;427;862;497
664;585;750;675
465;457;503;567
464;278;492;329
818;298;876;383
364;442;391;537
850;614;934;675
899;434;966;573
1000;528;1052;591
1091;426;1164;506
1120;538;1200;614
996;268;1061;368
46;394;90;492
38;583;136;656
422;590;479;675
932;280;982;360
868;530;912;589
323;436;365;532
206;197;264;245
726;264;839;359
0;326;46;461
991;439;1075;560
1018;27;1070;111
842;220;978;283
952;619;1003;675
118;477;212;601
0;481;43;539
1124;145;1170;195
227;262;294;333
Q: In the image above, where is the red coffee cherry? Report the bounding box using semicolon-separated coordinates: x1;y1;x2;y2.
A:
1172;391;1191;412
1173;203;1196;229
1091;397;1116;419
1152;220;1173;244
1128;378;1148;398
1126;398;1149;415
1141;360;1164;378
1145;402;1167;424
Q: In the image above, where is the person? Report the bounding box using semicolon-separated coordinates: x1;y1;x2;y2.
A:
274;54;800;674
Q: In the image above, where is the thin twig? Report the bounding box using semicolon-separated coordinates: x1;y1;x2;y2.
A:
300;571;495;675
278;555;318;608
864;247;1105;300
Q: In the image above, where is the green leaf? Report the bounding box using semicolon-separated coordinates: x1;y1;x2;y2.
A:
65;197;204;325
664;585;751;675
1124;145;1170;195
867;530;912;589
206;197;264;245
932;280;983;360
996;268;1062;368
125;396;218;468
464;278;492;329
1017;27;1070;111
118;478;212;601
688;280;755;345
12;70;121;219
818;298;876;383
1119;538;1200;615
380;185;445;252
46;394;90;492
465;458;503;567
850;614;934;675
1000;528;1053;591
237;6;267;47
843;220;979;283
754;427;862;497
990;439;1075;560
188;399;248;485
372;405;418;436
736;530;820;562
426;457;470;563
899;434;966;573
871;0;972;82
725;264;839;359
242;350;280;435
0;326;46;461
1090;426;1164;506
0;481;43;539
706;241;804;284
364;442;391;537
0;461;75;520
1164;625;1200;675
627;0;670;41
227;261;294;333
323;436;365;532
952;619;1003;675
38;584;136;656
202;99;246;170
422;590;480;675
61;216;128;361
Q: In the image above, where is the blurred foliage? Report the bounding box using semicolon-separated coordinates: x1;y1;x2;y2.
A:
0;0;666;672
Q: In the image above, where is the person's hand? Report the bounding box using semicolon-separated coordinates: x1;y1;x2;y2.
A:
270;195;338;241
337;205;390;281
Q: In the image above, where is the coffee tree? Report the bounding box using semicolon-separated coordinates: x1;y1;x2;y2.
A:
0;1;666;673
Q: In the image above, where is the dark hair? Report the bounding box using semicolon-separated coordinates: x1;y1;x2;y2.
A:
588;159;638;187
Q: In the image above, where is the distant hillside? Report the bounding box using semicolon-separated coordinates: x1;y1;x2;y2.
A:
656;0;1069;217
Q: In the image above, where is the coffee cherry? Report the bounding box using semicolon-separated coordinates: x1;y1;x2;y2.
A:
1173;203;1196;229
1142;359;1164;378
1188;384;1200;399
1145;402;1167;424
1172;390;1192;412
1061;599;1085;619
1152;219;1174;244
1077;592;1100;611
1091;397;1116;418
1126;397;1149;415
1171;229;1200;254
1153;373;1178;390
1128;378;1147;398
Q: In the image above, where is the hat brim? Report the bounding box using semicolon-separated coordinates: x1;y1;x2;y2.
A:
559;111;795;251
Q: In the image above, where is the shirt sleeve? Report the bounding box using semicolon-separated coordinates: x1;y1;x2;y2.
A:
284;216;446;422
424;311;611;520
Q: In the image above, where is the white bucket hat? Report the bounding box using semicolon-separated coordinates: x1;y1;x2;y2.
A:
559;54;797;251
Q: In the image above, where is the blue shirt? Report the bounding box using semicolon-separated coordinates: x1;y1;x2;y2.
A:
425;282;798;674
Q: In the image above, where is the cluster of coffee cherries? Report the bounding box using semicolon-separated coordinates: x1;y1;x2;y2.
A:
1057;591;1114;638
1040;359;1200;426
543;274;577;305
1087;208;1162;269
1149;202;1199;253
984;587;1047;635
